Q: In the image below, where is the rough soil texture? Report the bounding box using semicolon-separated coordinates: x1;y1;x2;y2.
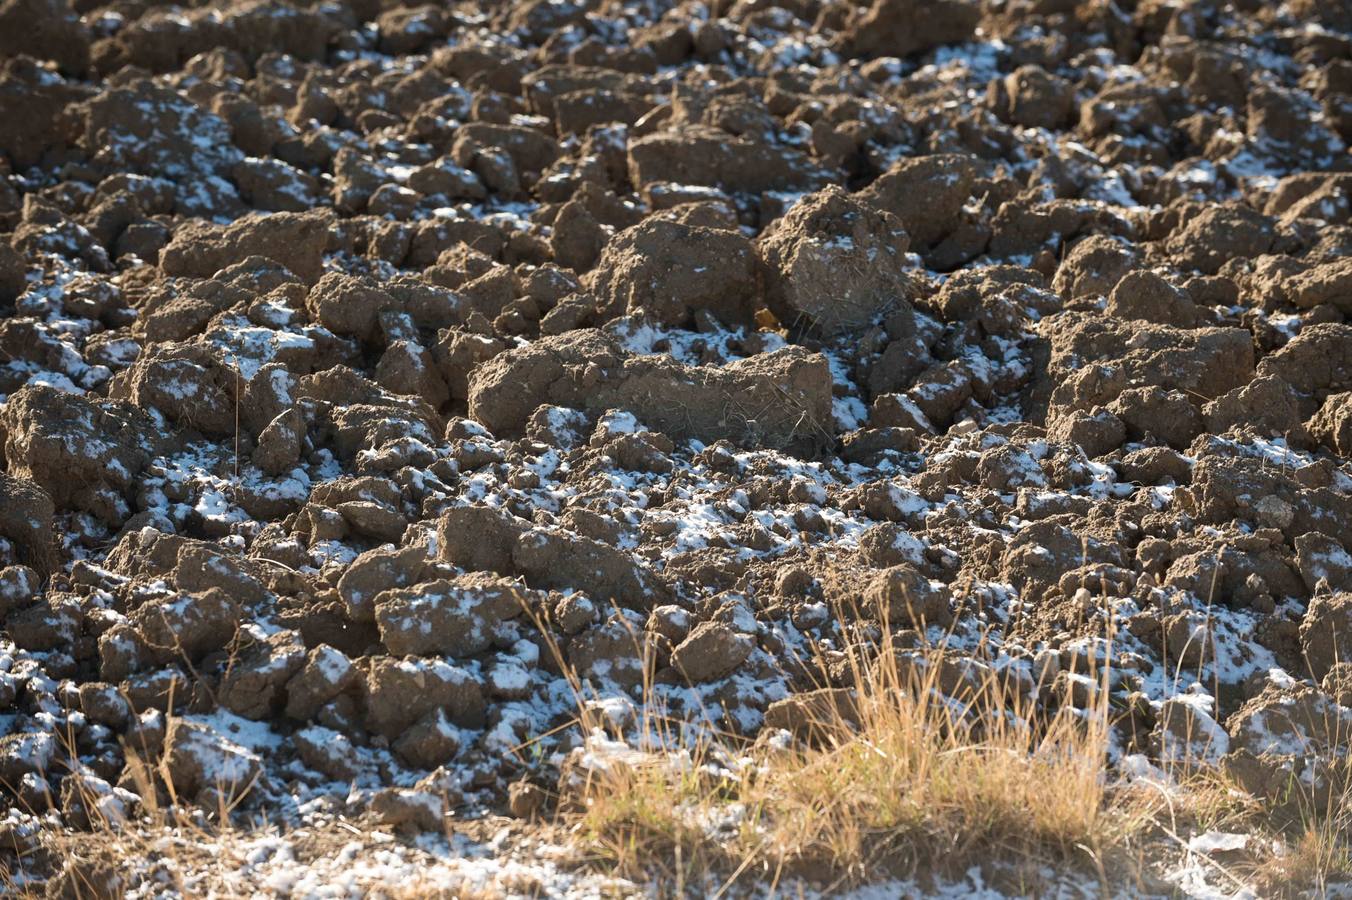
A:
1;0;1352;895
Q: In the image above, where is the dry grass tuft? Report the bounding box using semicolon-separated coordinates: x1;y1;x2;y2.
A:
557;611;1168;895
1242;772;1352;898
1257;824;1352;897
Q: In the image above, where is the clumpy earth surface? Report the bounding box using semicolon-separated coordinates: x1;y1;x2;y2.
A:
2;0;1352;895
